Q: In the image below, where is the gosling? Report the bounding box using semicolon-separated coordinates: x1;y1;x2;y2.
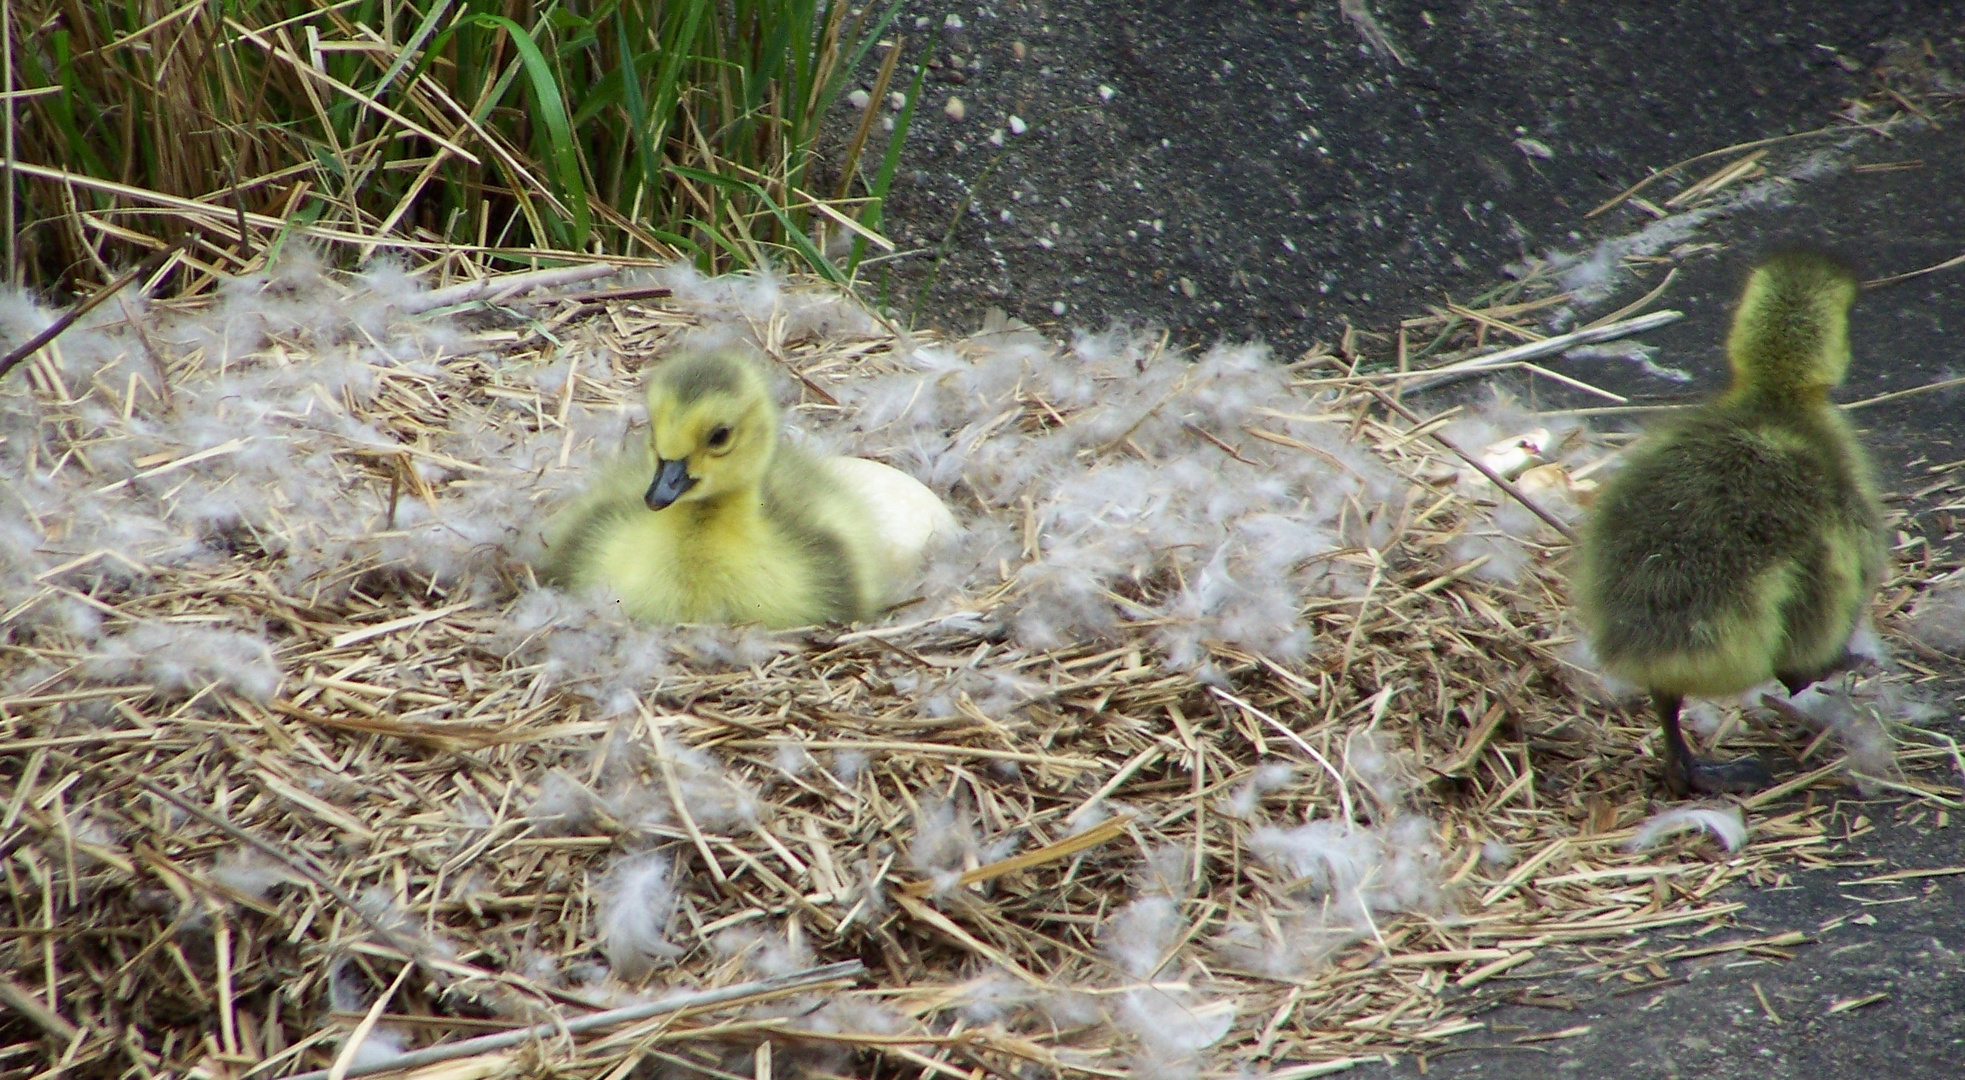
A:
1572;248;1886;795
541;350;954;627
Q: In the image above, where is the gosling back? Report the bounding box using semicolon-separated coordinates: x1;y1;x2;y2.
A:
1574;247;1884;701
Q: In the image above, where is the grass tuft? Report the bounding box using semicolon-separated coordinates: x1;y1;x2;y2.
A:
4;0;912;291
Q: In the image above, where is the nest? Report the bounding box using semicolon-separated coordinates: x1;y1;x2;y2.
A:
0;259;1954;1080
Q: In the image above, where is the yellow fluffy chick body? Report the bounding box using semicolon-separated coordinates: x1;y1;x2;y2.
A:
542;352;953;627
1572;249;1885;791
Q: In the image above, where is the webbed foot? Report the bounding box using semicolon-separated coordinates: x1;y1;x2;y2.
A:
1672;753;1773;796
1655;691;1774;796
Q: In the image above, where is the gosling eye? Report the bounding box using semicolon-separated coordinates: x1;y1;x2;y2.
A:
706;424;733;450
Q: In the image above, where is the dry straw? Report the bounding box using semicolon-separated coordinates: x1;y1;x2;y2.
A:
0;258;1955;1080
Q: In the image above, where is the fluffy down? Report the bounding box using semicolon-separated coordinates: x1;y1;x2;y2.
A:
540;350;955;626
1626;805;1748;852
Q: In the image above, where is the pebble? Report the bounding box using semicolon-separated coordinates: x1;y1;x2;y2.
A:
988;128;1006;147
889;92;907;111
1098;84;1116;101
1051;300;1067;315
1008;115;1028;135
847;89;871;110
944;97;966;121
1514;137;1554;160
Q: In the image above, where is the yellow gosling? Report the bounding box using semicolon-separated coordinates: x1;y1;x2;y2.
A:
1572;248;1886;795
541;350;954;627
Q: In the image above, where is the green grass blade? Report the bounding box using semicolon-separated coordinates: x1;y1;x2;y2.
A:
669;164;845;284
849;39;930;274
36;32;109;181
837;0;911;82
612;9;663;206
646;0;711;166
370;0;456;97
460;12;591;248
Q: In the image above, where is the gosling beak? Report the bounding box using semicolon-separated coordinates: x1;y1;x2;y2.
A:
645;458;696;510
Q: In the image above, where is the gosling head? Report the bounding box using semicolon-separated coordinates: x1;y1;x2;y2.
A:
1725;247;1860;400
642;351;780;511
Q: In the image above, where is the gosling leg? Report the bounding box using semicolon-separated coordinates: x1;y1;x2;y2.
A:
1655;692;1771;796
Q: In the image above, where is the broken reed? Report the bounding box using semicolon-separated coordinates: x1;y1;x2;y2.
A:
4;0;912;288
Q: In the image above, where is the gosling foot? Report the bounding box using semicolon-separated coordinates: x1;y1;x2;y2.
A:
1669;753;1772;797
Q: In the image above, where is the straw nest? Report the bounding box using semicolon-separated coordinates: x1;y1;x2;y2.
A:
1;258;1955;1080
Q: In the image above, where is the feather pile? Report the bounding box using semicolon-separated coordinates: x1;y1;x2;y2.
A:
831;325;1414;672
3;258;1939;1080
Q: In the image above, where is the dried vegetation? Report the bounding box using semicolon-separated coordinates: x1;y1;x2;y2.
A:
0;261;1958;1080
